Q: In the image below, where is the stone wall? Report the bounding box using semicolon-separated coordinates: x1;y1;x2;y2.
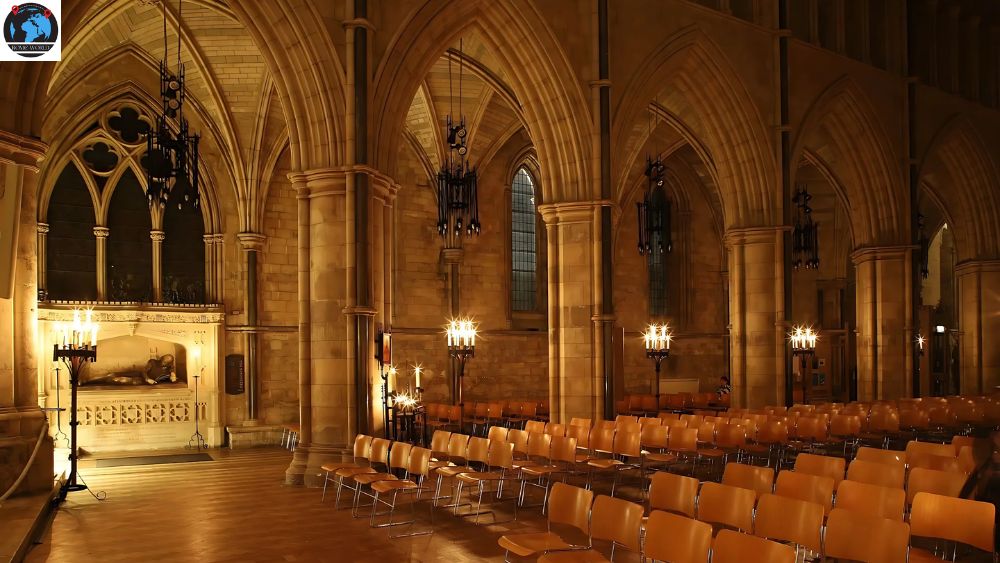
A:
258;148;299;424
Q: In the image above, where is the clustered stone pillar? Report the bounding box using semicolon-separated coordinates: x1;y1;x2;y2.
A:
238;232;266;422
725;227;785;408
0;130;52;494
956;260;1000;395
203;233;225;304
853;246;914;400
36;223;48;300
93;226;109;300
287;169;353;486
539;202;605;423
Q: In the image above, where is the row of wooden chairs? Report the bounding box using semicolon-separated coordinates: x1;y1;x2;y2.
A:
498;482;795;563
423;400;550;435
615;391;729;415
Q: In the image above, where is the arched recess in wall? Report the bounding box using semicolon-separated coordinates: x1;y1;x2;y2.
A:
372;0;595;204
612;26;777;229
790;77;908;247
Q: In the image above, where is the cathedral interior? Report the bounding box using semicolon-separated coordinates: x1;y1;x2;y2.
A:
0;1;998;561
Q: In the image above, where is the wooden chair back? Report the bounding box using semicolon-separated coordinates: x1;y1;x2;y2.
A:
835;479;905;521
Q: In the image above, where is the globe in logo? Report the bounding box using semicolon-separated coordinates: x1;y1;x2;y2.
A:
4;3;58;58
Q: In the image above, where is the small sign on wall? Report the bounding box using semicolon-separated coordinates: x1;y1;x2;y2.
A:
225;354;245;395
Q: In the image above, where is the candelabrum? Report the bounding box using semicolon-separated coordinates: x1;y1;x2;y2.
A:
789;325;818;404
187;367;206;450
52;309;99;502
643;324;671;407
446;319;476;432
51;365;68;447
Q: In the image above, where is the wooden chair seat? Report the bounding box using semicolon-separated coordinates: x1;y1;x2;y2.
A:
456;471;504;484
436;465;471;478
498;532;575;557
335;466;376;478
587;458;624;469
538;550;610;563
371;479;419;494
644;452;678;463
521;464;565;477
320;461;359;473
354;472;398;485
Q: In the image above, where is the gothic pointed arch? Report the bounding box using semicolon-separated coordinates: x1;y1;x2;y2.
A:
371;0;595;204
791;77;907;247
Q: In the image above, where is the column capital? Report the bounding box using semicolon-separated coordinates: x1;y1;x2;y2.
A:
723;225;787;246
0;130;46;169
237;232;266;251
150;230;166;243
203;233;225;244
289;166;399;202
93;226;110;238
851;245;915;264
342;17;376;32
538;200;615;225
955;259;1000;276
36;222;49;234
441;247;464;264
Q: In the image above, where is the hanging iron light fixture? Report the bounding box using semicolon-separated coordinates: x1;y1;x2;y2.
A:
636;155;673;256
142;0;200;211
917;213;930;279
436;40;480;238
791;184;819;269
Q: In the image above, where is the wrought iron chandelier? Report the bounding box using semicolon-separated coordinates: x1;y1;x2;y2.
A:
791;185;819;269
636;155;673;255
917;213;930;278
436;40;480;238
142;0;200;210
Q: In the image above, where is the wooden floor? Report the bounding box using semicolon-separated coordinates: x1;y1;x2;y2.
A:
25;448;551;562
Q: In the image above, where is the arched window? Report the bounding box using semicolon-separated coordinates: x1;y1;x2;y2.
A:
47;164;97;300
511;167;537;311
163;176;206;303
107;168;152;301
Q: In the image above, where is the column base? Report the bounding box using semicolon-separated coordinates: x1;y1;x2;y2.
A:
284;443;353;487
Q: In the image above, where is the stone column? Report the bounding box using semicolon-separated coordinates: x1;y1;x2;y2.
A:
955;260;1000;395
36;223;48;300
202;233;225;304
725;227;786;408
93;226;109;300
0;130;52;494
287;169;352;486
237;232;266;423
150;230;165;302
853;246;914;400
539;201;605;424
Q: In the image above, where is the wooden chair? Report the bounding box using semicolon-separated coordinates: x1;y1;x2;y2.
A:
696;482;756;532
908;452;963;473
434;436;488;510
744;420;788;466
828;413;862;456
569;417;591;428
643;511;711;563
430;433;470;470
587;430;642;495
667;427;699;473
369;446;435;538
753;493;824;554
647;471;698;518
711;530;795;563
847;458;905;489
333;437;390;509
506;429;530;460
498;482;593;559
454;440;518;524
855;446;905;467
428;430;452;460
537;495;643;562
774;470;834;513
905;440;956;463
721;462;774;498
906;467;968;506
567;424;590;452
545;423;567;437
909;493;996;563
513;432;552;472
487;425;509;444
321;434;372;501
525;420;546;434
824;508;910;563
519;435;578;510
835;479;906;521
792;452;845;485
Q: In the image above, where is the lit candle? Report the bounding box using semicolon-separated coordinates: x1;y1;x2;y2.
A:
414;365;421;388
90;325;98;347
